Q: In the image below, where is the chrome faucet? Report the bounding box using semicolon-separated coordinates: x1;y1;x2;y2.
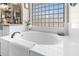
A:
11;32;20;38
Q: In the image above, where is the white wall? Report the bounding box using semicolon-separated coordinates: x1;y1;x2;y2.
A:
32;26;65;34
9;25;26;35
69;3;79;42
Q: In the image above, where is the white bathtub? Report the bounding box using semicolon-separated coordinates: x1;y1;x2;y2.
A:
1;31;63;56
21;31;61;45
20;31;63;56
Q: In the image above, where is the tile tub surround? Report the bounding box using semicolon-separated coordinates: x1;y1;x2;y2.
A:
0;30;3;55
63;37;79;56
30;44;63;56
0;36;36;56
30;36;64;56
0;24;26;36
0;42;1;56
30;36;79;56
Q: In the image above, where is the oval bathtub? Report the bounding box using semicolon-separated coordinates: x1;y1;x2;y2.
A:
1;31;63;56
21;31;61;45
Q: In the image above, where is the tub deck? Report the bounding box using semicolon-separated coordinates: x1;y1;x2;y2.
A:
30;35;64;56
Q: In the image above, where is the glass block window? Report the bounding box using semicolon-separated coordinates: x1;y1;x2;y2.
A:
32;3;64;27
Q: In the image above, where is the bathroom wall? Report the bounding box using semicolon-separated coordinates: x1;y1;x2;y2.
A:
64;4;79;55
0;26;3;55
69;3;79;42
9;25;26;35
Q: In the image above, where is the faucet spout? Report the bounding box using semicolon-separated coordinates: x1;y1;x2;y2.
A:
11;32;20;38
